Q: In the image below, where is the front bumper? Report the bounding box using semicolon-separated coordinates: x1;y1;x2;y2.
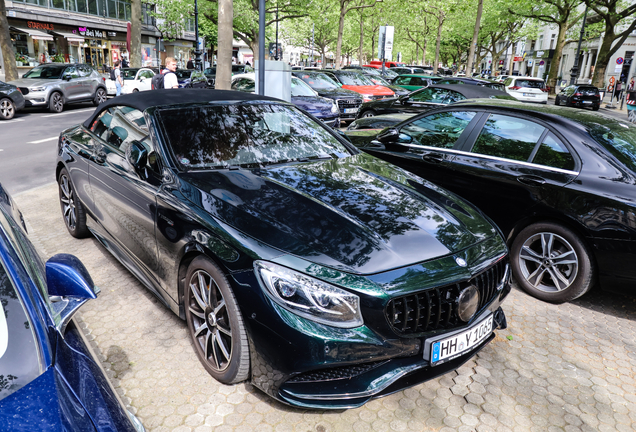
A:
231;250;510;409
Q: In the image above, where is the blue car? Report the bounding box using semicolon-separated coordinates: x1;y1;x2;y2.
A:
0;183;145;431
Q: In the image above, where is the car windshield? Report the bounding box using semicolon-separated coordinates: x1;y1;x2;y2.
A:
515;79;545;89
337;73;374;86
369;76;390;86
158;103;351;170
0;259;41;402
296;73;339;90
122;69;140;80
383;69;398;78
361;67;380;75
22;65;66;79
291;78;316;97
589;123;636;173
175;70;191;80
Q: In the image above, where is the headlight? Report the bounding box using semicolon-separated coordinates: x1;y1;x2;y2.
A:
254;261;363;328
331;101;339;114
30;86;46;92
361;94;373;102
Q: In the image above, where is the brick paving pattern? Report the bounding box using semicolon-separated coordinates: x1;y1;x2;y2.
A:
14;183;636;432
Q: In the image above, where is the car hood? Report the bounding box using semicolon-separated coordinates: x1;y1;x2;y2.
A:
179;153;497;274
342;85;394;96
0;368;96;431
291;95;335;117
7;78;60;88
316;87;361;99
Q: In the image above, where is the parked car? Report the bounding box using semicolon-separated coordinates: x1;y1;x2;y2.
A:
56;89;510;409
321;70;395;102
503;77;548;103
355;84;514;118
175;69;210;88
346;99;636;303
0;182;145;431
8;63;107;113
293;71;363;121
362;74;411;96
392;74;441;91
106;68;156;96
203;64;255;88
0;80;25;120
368;60;406;68
555;85;601;110
231;73;340;128
437;77;505;91
364;67;399;80
347;112;416;131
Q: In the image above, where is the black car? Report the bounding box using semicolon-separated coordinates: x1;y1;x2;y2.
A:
56;89;510;409
555;85;601;110
293;71;363;121
346;99;636;303
356;84;514;119
175;69;209;88
0;80;25;120
347;113;416;131
437;77;505;92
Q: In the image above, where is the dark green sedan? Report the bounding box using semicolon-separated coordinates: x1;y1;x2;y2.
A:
56;90;510;409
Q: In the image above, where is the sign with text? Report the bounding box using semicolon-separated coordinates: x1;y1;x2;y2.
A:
28;21;54;31
78;27;104;38
378;26;394;61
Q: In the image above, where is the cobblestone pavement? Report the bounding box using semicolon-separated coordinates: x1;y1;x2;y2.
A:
14;183;636;432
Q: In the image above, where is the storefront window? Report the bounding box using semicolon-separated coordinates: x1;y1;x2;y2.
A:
11;33;29;56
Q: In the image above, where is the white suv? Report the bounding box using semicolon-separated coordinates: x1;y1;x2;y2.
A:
503;77;548;104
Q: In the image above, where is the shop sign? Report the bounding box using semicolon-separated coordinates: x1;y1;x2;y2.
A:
107;31;117;37
28;21;54;31
78;27;104;38
513;56;523;62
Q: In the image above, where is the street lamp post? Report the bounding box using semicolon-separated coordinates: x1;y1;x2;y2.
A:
275;3;279;61
310;23;314;66
193;0;202;71
569;6;588;85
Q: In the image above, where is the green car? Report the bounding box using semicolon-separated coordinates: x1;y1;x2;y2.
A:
392;74;442;91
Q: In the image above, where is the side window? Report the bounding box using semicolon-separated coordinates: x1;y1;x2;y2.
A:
444;90;466;104
399;111;477;148
503;78;513;86
142;70;154;79
91;106;149;152
472;114;546;162
532;133;575;170
78;65;91;77
64;66;79;79
409;87;435;102
395;77;409;85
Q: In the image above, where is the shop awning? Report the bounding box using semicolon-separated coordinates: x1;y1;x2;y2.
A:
49;30;85;43
10;26;54;41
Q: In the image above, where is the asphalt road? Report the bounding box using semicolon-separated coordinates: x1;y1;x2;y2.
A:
0;102;97;195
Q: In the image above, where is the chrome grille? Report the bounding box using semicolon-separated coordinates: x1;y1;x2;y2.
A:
386;257;508;335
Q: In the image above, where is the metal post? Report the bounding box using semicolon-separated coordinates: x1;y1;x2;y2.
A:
258;0;265;95
194;0;202;71
621;55;634;110
275;3;279;61
381;25;387;74
569;6;588;85
310;23;314;66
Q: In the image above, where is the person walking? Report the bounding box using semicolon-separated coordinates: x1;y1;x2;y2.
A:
163;57;179;89
615;80;623;102
187;58;194;69
114;60;123;96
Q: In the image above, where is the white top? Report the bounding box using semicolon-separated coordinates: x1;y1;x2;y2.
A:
163;70;179;89
114;68;122;85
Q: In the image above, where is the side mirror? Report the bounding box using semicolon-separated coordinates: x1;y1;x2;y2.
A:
377;128;400;143
140;76;146;81
335;129;352;143
126;140;148;172
46;254;99;334
63;75;72;81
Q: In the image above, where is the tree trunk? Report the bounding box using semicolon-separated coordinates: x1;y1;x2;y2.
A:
466;0;483;75
130;0;142;68
336;9;346;70
216;0;233;90
423;40;427;66
359;16;364;66
0;0;18;81
546;23;567;95
592;33;614;89
434;17;443;74
250;40;259;64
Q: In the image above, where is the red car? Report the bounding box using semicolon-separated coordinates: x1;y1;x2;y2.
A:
323;70;394;102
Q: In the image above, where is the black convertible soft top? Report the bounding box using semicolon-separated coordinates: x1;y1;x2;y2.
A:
82;89;282;128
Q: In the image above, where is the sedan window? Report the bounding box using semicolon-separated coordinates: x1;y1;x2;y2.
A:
158;104;351;169
409;88;466;104
22;65;65;79
63;66;79;79
472;114;546;162
92;106;149;152
532;132;575;170
399;111;476;148
590;124;636;173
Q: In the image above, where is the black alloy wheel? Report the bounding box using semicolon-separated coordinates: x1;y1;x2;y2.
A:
58;168;89;238
0;98;15;120
511;222;594;303
361;110;376;118
49;92;64;113
185;256;249;384
93;88;107;106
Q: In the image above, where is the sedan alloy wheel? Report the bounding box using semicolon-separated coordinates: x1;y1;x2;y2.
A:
58;168;89;238
49;92;64;113
0;98;16;120
94;88;107;106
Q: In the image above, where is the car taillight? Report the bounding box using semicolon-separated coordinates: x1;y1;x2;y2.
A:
102;77;106;83
540;88;548;92
574;92;582;96
510;86;521;90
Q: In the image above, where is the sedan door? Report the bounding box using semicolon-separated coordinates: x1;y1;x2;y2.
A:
440;112;579;235
87;106;162;290
137;69;154;91
60;66;83;101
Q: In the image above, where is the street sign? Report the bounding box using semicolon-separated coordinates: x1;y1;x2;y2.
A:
378;26;394;61
617;57;624;65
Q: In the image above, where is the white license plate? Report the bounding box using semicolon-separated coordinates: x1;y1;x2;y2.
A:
430;314;493;365
583;101;592;104
523;93;536;97
344;108;358;113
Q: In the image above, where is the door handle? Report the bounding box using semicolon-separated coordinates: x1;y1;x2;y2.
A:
517;175;546;186
422;153;444;164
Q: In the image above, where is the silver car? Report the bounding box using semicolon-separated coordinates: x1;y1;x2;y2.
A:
8;63;108;113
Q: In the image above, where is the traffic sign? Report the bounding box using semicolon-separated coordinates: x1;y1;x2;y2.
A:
617;57;624;65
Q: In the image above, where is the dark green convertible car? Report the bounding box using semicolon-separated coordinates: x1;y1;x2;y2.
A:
56;90;510;409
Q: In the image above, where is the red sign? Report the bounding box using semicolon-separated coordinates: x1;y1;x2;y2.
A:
27;21;54;31
513;56;523;62
617;57;624;65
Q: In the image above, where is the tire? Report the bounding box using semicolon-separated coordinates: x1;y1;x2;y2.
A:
0;98;15;120
554;96;559;105
511;222;594;303
592;105;600;111
58;168;90;238
132;88;139;93
361;110;376;118
93;88;107;106
185;256;249;384
49;92;64;113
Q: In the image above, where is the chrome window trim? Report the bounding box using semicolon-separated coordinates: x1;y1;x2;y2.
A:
398;144;580;176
